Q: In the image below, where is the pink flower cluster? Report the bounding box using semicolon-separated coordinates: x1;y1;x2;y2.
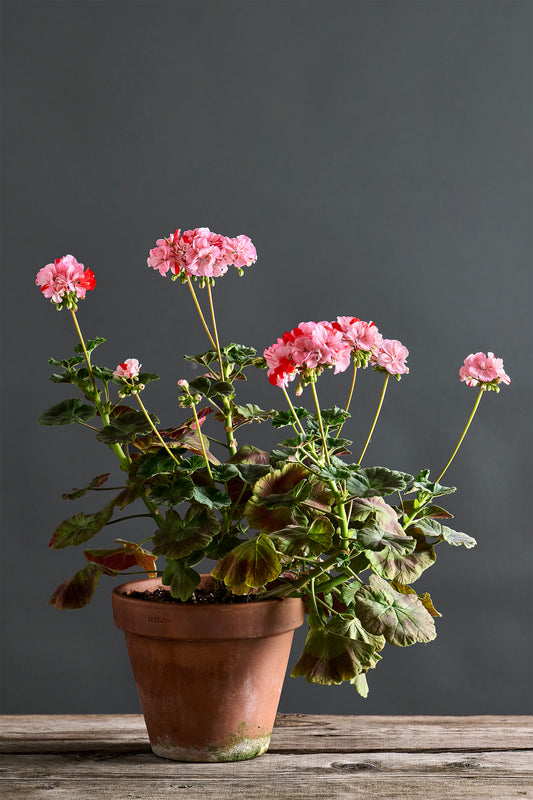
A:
113;359;141;379
147;228;257;280
36;255;96;308
459;352;510;388
264;317;409;388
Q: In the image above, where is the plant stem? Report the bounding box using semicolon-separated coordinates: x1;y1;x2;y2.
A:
69;309;96;390
358;373;389;464
336;363;357;437
310;380;331;466
206;281;237;456
105;514;153;526
282;387;306;435
186;276;216;348
435;386;484;483
69;310;130;470
134;393;181;467
190;399;214;480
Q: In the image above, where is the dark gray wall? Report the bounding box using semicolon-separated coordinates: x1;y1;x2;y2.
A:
1;0;531;715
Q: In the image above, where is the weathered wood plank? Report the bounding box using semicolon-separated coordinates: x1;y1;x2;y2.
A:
1;749;531;778
1;714;531;754
1;775;531;800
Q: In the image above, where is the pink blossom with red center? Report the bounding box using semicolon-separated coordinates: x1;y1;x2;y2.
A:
372;339;409;376
113;359;141;379
333;316;383;353
264;321;352;387
264;336;297;387
147;227;256;281
36;255;96;307
459;352;510;388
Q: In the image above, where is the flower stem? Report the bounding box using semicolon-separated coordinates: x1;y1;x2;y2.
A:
358;373;389;465
310;380;331;465
186;276;216;348
435;386;484;483
134;393;181;467
69;309;97;392
336;363;357;437
189;399;214;480
206;281;237;456
282;387;306;435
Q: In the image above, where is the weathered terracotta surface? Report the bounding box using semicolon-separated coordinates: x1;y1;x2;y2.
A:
112;576;305;762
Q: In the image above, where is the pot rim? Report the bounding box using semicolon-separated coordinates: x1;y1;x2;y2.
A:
112;575;305;640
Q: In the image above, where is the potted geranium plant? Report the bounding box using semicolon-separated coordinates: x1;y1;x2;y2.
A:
36;228;510;762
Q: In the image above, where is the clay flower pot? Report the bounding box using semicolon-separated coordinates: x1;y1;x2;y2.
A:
112;575;305;762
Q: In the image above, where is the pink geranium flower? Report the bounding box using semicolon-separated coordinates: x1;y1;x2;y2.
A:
264;321;351;387
113;359;141;379
36;255;96;308
333;316;383;353
372;339;409;376
147;227;256;282
459;352;510;388
264;336;297;388
224;235;257;269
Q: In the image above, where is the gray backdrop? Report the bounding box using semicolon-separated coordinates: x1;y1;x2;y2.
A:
1;0;531;715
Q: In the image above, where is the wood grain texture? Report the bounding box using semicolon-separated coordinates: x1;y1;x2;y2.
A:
1;715;531;800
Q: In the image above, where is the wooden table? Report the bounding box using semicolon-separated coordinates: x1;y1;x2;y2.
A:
1;714;531;799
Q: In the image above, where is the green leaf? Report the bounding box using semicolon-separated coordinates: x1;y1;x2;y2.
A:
62;473;111;501
49;502;115;549
260;478;313;509
189;376;212;396
408;470;456;498
211;380;235;398
223;343;258;366
38;398;97;426
366;528;436;584
234;463;272;483
161;560;200;601
351;672;370;698
307;517;335;550
91;366;115;383
211;464;241;483
319;407;350;428
137;371;159;385
184;349;219;368
356;523;416;555
271;525;325;558
354;574;437;646
73;336;106;355
416;518;477;548
231;404;277;428
48;563;109;609
136;451;181;480
291;615;376;685
96;411;159;444
152;505;219;559
149;476;195;506
191;484;232;509
345;466;414;499
271;408;310;429
400;499;454;520
211;534;281;589
246;463;334;532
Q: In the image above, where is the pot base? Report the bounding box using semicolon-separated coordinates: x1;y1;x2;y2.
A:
152;728;271;762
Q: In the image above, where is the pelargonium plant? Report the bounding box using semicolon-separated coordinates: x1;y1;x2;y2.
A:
36;228;510;695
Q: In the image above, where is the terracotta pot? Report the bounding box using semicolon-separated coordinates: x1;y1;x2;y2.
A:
112;575;304;762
